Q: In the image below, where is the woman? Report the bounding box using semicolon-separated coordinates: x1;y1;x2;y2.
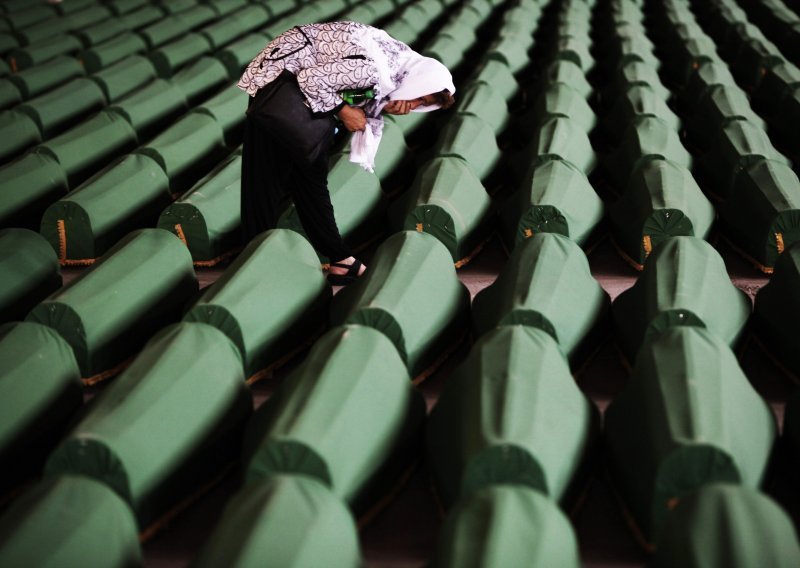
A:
239;21;455;285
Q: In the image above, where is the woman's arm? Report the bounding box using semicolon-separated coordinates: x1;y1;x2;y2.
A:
296;58;379;115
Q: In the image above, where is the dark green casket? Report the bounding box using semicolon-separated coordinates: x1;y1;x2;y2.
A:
0;228;60;322
243;324;425;514
45;322;252;527
432;113;502;181
426;325;599;508
430;485;580;568
27;229;198;381
195;474;361;568
107;78;188;140
612;236;750;361
605;86;681;139
683;61;738;110
526;116;596;175
543;59;592;99
614;60;671;101
469;58;520;102
689;85;766;150
330;231;471;379
651;484;800;567
0;475;142;568
456;82;509;136
184;229;330;380
530;82;597;133
609;160;715;269
605;326;777;544
0;151;68;231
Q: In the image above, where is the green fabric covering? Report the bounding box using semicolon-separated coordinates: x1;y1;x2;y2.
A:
382;19;418;46
544;59;592;99
669;36;722;86
684;61;738;108
614;34;661;72
531;83;596;134
8;55;85;99
485;34;531;74
527;116;596;175
721;159;800;270
195;475;362;568
169;56;229;106
433;114;501;181
424;34;468;70
278;153;386;261
108;78;187;139
148;33;213;78
393;156;492;262
753;62;800;119
368;117;409;182
426;326;599;507
469;58;519;102
191;85;247;146
431;485;581;568
615;61;671;101
45;322;251;526
732;38;785;90
691;85;766;149
0;322;80;492
184;229;330;378
158;150;239;262
175;5;217;29
80;32;148;74
499;158;603;249
0;151;68;230
605;327;776;543
609;160;715;267
105;0;151;15
612;236;750;360
206;0;250;17
753;242;800;376
8;34;83;71
243;324;425;511
456;82;509;136
118;5;165;30
651;484;800;568
158;0;197;15
472;233;610;361
1;6;55;30
553;36;594;71
40;154;172;262
37;110;139;186
0;229;60;322
330;231;471;377
135;112;227;193
607;85;681;136
138;16;190;50
17;78;107;138
199;5;269;49
346;4;380;25
785;389;800;461
0;476;142;568
74;18;129;48
89;55;158;103
214;32;270;80
27;229;198;378
0;109;41;162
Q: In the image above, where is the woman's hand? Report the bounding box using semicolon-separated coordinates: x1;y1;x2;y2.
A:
337;105;367;132
383;100;415;115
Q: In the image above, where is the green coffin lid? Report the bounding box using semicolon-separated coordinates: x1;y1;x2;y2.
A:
543;59;592;99
169;56;229;107
191;85;248;147
148;33;213;78
118;4;164;27
691;85;766;149
0;476;142;568
433;113;501;181
472;233;609;362
45;322;251;526
426;325;599;507
7;34;83;72
753;62;800;117
158;150;241;263
615;60;671;101
606;85;681;137
27;229;198;379
0;80;21;109
651;484;800;568
184;229;330;379
753;242;800;376
368;117;409;183
195;475;361;568
532;82;597;133
484;34;531;74
605;326;776;543
499;158;604;249
424;34;468;70
0;150;68;231
74;17;129;48
198;6;270;50
40;153;172;263
684;61;738;109
612;236;750;360
8;55;85;100
0;228;60;322
330;231;471;378
138;15;189;49
527;116;596;175
456;82;509;136
394;156;492;263
553;35;594;72
721;159;800;271
468;58;519;102
431;485;580;568
17;77;107;139
0;322;81;492
88;55;157;103
108;78;188;139
80;32;148;74
0;109;41;163
609;160;715;268
243;324;425;511
278;153;386;262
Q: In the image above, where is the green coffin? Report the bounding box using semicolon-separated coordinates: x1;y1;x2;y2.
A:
45;322;251;527
195;475;361;568
485;34;531;74
80;32;148;74
158;150;241;264
472;233;610;361
392;156;492;263
243;324;425;512
553;35;594;72
468;58;519;102
0;476;141;568
606;85;681;137
138;15;189;49
40;153;172;263
499;157;604;250
330;231;471;378
0;80;21;109
456;82;509;136
0;228;60;322
431;485;580;568
135;112;227;193
74;18;128;48
720;159;800;272
148;33;213;78
690;85;766;150
0;109;41;163
0;150;68;230
609;160;716;268
7;35;83;71
367;117;409;183
433;113;501;181
543;59;592;99
184;229;330;379
192;85;247;147
605;326;776;543
612;236;750;360
27;229;198;380
531;83;596;134
753;242;800;376
527;116;596;175
169;56;230;107
278;153;387;261
199;6;270;50
651;484;800;567
615;61;671;101
8;55;84;100
17;78;107;139
684;61;738;109
426;325;599;508
0;322;81;492
88;55;157;103
108;78;188;140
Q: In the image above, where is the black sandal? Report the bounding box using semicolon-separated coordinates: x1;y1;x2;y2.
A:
327;259;364;286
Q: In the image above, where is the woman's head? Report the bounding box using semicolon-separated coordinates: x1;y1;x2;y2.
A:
388;56;456;112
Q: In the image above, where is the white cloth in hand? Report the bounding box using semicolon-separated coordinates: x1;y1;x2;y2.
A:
349;118;384;173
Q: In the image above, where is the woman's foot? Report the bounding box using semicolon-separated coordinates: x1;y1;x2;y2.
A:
328;256;366;285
